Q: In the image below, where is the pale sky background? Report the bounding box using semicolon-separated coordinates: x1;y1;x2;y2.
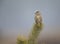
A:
0;0;60;40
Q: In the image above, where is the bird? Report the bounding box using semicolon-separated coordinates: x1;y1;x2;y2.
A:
34;10;42;24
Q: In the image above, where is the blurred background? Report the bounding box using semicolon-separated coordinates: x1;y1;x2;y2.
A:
0;0;60;44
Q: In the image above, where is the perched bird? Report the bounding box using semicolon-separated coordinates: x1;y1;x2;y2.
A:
34;10;42;24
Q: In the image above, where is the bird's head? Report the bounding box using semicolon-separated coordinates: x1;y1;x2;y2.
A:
34;10;41;15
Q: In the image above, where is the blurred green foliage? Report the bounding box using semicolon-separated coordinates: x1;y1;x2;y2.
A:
17;23;43;44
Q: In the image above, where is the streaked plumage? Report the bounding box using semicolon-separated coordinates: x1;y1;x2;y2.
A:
34;11;42;24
